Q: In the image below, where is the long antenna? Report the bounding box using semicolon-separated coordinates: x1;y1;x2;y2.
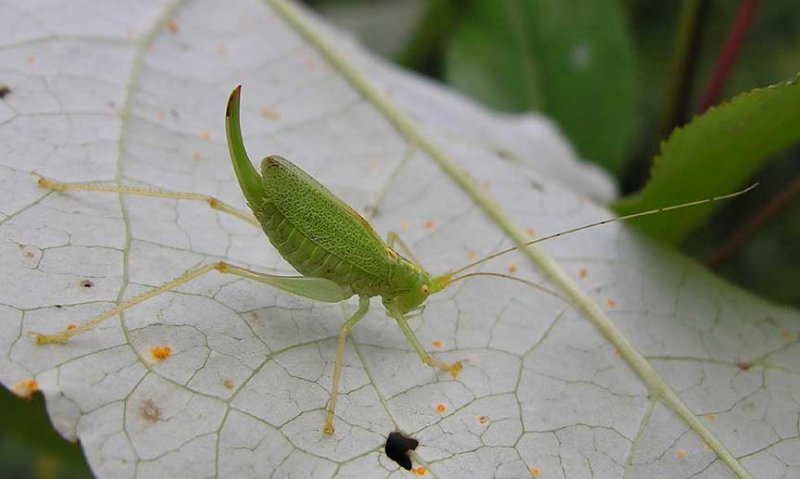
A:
445;183;758;279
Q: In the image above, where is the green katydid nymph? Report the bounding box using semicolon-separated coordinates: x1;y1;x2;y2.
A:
31;86;755;435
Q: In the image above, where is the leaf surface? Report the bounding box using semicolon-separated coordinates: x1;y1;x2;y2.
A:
0;1;797;478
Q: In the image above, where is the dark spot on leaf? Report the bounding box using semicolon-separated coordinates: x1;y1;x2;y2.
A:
495;148;512;160
0;84;10;99
385;431;418;471
735;360;752;371
80;279;93;288
55;304;62;309
140;399;161;423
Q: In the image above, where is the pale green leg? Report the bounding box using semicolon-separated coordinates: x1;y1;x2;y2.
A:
36;175;260;227
32;261;351;344
386;231;420;264
391;308;463;376
324;295;370;435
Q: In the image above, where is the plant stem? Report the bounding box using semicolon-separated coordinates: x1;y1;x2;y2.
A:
660;0;710;139
697;0;760;113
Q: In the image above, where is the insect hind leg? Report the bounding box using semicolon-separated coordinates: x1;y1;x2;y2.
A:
32;262;352;344
35;174;259;227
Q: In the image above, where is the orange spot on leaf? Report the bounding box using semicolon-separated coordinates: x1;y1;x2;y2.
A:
66;323;78;331
478;415;488;425
199;128;210;140
705;414;716;421
435;403;447;414
507;263;518;273
530;466;541;477
606;299;616;309
424;220;435;231
192;151;202;161
260;107;281;120
612;348;620;357
151;346;172;361
578;268;587;278
223;379;234;390
781;331;796;342
432;340;443;349
166;21;179;34
400;222;410;231
675;449;686;460
12;379;39;399
467;251;477;260
527;228;536;237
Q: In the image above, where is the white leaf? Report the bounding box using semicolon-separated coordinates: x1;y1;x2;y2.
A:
1;1;797;478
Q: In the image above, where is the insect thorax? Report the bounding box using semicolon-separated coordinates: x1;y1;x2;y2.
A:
382;255;435;314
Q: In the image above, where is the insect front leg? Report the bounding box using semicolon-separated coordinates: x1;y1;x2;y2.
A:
35;174;259;227
324;295;370;435
389;307;463;378
31;262;352;344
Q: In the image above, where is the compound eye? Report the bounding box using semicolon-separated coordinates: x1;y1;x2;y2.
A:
421;285;430;296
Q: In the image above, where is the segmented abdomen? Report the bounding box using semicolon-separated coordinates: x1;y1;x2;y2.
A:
257;199;384;296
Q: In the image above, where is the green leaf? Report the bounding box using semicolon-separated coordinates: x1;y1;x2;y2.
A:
0;387;91;477
615;74;800;243
445;0;636;172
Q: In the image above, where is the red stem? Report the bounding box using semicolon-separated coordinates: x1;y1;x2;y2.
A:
697;0;760;113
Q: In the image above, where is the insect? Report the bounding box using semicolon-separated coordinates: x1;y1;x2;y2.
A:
30;86;755;435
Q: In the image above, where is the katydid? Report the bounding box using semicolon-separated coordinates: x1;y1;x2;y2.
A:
30;86;755;435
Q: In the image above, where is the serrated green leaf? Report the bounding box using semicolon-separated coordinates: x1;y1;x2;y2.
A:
615;74;800;243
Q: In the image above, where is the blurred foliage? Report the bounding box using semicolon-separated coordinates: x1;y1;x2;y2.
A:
0;386;91;478
444;0;636;173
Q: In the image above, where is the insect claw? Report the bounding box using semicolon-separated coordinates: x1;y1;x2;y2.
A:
448;360;467;379
28;331;68;345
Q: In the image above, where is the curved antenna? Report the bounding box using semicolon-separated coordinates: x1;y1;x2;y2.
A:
445;271;564;301
444;183;758;280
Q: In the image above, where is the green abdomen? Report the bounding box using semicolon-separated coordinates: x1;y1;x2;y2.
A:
254;156;390;296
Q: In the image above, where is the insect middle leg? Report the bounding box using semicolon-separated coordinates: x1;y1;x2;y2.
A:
35;174;259;227
390;309;463;377
324;295;370;435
